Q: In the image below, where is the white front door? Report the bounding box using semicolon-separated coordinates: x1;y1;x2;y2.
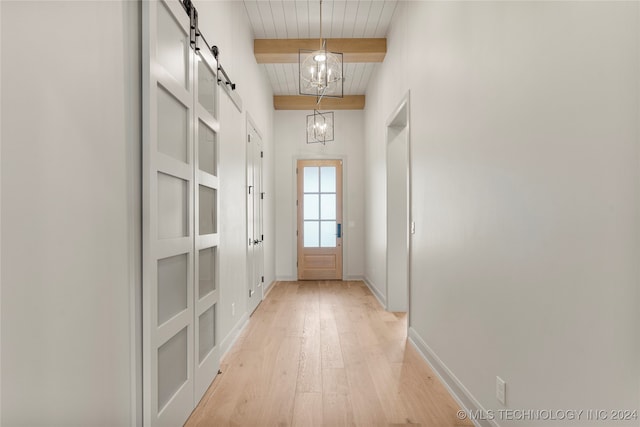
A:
142;1;221;425
247;123;264;314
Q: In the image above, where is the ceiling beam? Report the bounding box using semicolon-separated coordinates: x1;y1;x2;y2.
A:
274;95;365;110
255;38;386;63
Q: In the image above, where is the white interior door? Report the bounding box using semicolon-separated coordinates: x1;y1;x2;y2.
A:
193;27;221;402
247;123;263;314
143;1;221;425
143;1;194;424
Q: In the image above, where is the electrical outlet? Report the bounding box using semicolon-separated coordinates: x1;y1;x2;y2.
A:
231;303;235;316
496;376;506;405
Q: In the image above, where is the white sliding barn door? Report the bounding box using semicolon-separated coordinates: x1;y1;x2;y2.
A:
143;1;221;425
193;28;221;402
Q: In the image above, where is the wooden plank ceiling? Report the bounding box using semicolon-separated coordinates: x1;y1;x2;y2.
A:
242;1;398;109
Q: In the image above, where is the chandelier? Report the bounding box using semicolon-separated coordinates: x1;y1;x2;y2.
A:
306;110;334;145
298;0;343;98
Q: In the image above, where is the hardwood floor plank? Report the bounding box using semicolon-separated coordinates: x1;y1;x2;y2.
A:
366;353;411;424
322;392;353;427
297;335;322;393
227;348;274;426
258;338;302;425
319;303;345;370
186;281;473;427
338;332;389;426
291;392;323;427
321;367;349;395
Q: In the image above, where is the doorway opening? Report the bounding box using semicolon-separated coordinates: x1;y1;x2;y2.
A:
386;92;411;314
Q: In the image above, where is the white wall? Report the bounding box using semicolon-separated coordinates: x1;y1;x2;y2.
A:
194;0;275;352
0;2;3;422
1;1;274;425
274;110;365;281
365;1;640;425
1;1;140;425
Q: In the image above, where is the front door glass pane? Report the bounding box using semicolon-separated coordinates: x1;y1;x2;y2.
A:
320;194;336;220
320;167;336;192
304;194;319;220
320;221;337;247
304;167;319;193
304;221;319;247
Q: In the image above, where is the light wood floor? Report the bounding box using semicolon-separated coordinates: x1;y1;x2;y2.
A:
185;281;473;427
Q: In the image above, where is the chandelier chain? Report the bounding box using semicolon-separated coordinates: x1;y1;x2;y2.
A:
319;0;323;49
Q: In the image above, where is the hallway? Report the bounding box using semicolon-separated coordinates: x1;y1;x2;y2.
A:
185;281;473;427
2;1;639;425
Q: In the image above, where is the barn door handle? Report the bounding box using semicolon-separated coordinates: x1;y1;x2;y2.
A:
336;223;342;238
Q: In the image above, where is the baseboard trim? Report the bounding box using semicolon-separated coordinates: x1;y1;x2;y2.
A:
221;281;279;357
363;276;386;309
275;275;296;281
408;327;498;427
263;280;276;298
219;312;249;362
